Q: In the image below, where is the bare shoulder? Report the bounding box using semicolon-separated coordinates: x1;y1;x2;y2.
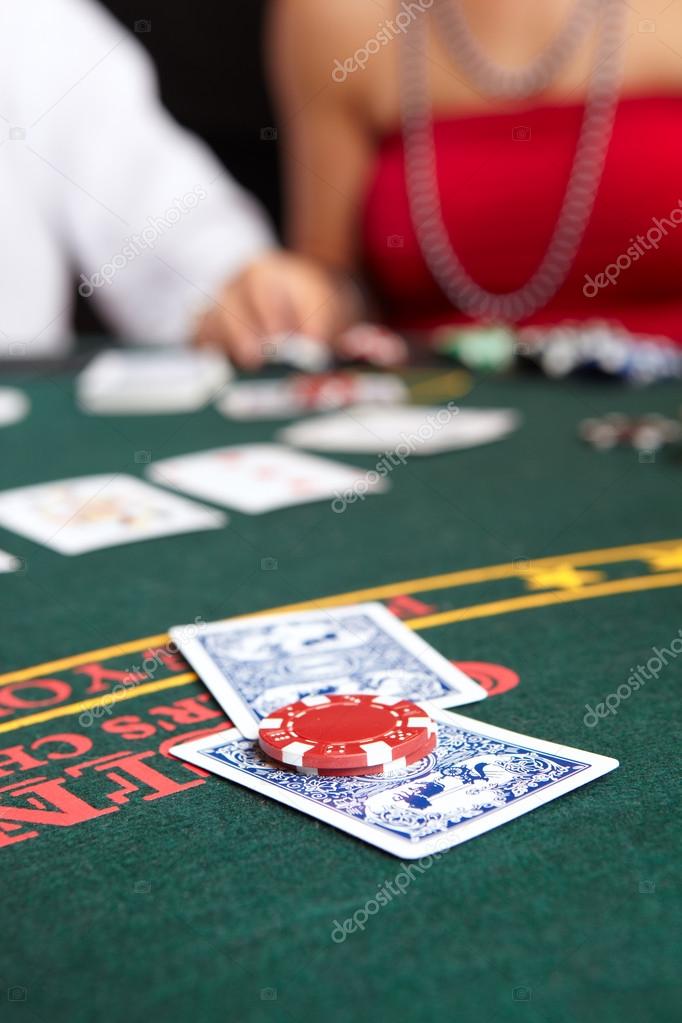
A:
271;0;384;53
268;0;390;97
624;0;682;89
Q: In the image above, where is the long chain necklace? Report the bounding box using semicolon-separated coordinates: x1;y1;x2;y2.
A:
400;0;627;322
432;0;599;100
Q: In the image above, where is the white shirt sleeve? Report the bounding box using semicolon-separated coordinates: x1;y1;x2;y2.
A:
3;0;275;345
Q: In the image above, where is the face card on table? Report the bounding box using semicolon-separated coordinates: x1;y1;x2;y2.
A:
0;474;227;554
170;707;619;858
169;602;487;739
147;444;389;514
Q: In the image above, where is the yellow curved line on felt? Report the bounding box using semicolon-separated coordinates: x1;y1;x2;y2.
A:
404;369;472;401
3;569;682;736
198;538;682;616
0;631;175;685
0;672;198;736
0;537;679;686
407;569;682;630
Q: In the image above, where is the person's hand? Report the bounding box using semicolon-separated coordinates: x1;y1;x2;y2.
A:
194;250;363;369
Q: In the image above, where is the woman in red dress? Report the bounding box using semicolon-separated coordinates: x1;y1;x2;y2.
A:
207;0;682;366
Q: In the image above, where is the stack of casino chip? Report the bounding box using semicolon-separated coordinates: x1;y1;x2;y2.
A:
337;323;409;367
432;324;516;373
579;412;682;452
257;693;438;777
517;322;682;383
430;320;682;383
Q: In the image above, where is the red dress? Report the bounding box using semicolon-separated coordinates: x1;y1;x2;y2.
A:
361;96;682;341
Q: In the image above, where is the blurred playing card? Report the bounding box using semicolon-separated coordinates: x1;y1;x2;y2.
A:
76;348;232;414
147;444;389;514
0;548;21;572
0;387;29;427
217;379;303;420
278;404;521;455
216;373;408;421
0;475;226;554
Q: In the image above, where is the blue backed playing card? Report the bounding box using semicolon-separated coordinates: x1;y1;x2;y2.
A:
170;603;487;738
171;706;618;858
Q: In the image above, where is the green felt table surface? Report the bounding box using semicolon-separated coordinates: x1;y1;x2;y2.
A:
0;358;680;1023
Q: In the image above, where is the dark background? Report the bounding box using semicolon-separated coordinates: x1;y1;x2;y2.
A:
78;0;282;332
103;0;282;223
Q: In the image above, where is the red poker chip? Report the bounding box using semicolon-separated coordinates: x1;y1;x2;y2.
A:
258;693;436;770
292;731;437;777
